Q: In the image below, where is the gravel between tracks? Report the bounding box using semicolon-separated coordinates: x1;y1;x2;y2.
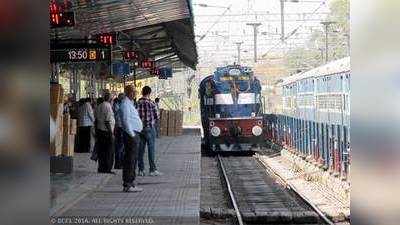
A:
255;149;350;224
201;154;331;225
200;156;236;225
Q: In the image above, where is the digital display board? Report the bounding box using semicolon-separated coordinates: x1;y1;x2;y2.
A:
140;59;155;69
97;33;117;45
123;51;140;60
50;12;75;28
49;1;75;28
50;43;111;63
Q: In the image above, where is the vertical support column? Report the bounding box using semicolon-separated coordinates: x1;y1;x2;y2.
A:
280;0;285;42
336;124;342;174
309;121;312;158
320;123;325;166
329;124;335;172
324;124;330;169
342;126;350;180
51;63;60;83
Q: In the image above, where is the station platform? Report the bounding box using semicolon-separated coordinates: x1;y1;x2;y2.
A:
51;134;201;225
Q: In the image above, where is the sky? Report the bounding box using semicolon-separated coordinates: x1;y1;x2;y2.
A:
192;0;331;67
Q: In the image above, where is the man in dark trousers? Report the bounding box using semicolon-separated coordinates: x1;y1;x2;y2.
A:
113;93;125;169
96;92;115;173
119;85;143;192
137;86;162;176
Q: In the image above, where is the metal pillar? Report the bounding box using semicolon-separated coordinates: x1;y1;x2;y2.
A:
235;42;243;65
321;21;336;63
246;23;262;63
133;66;137;88
280;0;285;41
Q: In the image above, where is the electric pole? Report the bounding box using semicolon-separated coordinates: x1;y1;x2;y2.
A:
246;23;262;63
321;21;336;63
280;0;285;42
235;42;243;65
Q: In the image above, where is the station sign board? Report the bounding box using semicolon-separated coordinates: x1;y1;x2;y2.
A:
50;43;111;63
158;67;173;79
112;62;130;76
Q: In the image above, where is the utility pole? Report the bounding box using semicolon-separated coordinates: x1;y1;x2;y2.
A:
235;42;243;65
318;47;324;64
280;0;285;42
321;21;336;63
246;23;262;63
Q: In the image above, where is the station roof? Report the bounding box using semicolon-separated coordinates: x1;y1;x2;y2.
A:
50;0;198;70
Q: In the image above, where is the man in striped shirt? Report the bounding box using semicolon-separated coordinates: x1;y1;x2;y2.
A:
137;86;161;176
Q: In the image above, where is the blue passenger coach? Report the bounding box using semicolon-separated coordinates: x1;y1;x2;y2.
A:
267;57;350;178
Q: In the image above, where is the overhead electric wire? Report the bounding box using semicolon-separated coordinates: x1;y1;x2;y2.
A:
196;4;232;43
261;0;328;58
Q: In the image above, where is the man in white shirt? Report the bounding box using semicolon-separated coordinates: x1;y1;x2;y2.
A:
96;92;115;174
77;98;95;153
119;85;143;192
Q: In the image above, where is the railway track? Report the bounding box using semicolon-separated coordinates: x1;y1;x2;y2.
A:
216;154;332;225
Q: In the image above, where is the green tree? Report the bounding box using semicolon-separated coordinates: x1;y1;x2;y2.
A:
285;0;349;73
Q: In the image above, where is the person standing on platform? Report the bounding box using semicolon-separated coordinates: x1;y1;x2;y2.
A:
119;85;143;192
113;93;125;169
96;92;115;173
137;86;162;176
77;98;95;153
154;97;161;138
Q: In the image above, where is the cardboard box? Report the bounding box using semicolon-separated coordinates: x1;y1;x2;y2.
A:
175;111;183;136
50;103;64;156
50;83;63;104
168;110;176;136
50;103;63;120
70;119;77;135
50;124;63;156
62;135;75;156
160;109;169;136
63;114;71;134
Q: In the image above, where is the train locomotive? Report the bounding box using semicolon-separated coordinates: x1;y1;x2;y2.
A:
199;65;263;152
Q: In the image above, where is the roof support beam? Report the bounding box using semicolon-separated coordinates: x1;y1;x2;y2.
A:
149;48;175;57
130;26;165;39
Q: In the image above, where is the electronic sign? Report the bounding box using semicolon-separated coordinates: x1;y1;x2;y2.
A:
50;43;111;63
50;1;75;28
123;51;140;60
97;33;117;45
140;59;155;69
50;12;75;28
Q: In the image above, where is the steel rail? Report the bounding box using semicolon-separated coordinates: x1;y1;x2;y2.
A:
255;153;335;225
217;155;244;225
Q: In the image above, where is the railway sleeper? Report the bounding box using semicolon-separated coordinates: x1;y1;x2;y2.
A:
240;209;320;224
199;207;236;219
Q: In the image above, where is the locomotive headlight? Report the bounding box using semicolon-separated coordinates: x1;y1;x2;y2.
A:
252;126;263;136
211;126;221;137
